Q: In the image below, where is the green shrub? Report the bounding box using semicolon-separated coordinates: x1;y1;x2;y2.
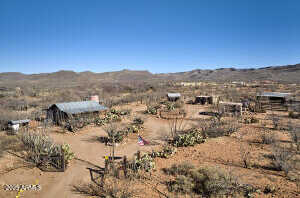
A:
151;145;177;158
288;111;300;119
129;153;155;172
172;128;206;147
165;165;254;197
167;175;194;194
133;117;144;125
145;105;160;115
163;163;194;176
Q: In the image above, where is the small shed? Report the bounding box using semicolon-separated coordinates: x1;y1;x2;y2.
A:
219;102;243;116
8;119;30;133
256;92;291;111
257;92;291;102
47;101;108;125
167;93;181;102
194;96;213;105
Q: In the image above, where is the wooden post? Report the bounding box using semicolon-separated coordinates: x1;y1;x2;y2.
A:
123;156;128;178
61;145;65;172
137;151;141;161
104;158;109;174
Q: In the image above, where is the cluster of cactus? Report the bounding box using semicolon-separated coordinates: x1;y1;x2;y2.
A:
129;153;155;172
172;129;206;147
126;124;143;133
61;143;75;166
151;145;177;158
126;117;144;133
20;132;74;167
145;105;160;115
243;116;259;124
94;109;131;126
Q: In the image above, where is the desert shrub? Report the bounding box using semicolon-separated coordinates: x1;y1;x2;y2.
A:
271;145;294;175
203;118;240;138
268;113;280;129
260;131;277;144
132;117;144;125
172;128;206;147
0;135;24;158
287;124;300;151
151;145;177;158
73;178;136;198
166;165;254;197
145;104;160;115
167;175;194;194
288;111;300;119
163;163;195;176
119;109;131;116
243;116;259;124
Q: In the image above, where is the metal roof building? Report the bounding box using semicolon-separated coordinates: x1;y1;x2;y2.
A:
47;101;108;125
167;93;181;98
52;101;108;114
9;119;31;125
167;93;181;101
257;92;291;98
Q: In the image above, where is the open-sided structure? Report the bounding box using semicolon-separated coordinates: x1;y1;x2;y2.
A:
8;119;30;133
167;93;181;102
47;101;108;125
194;96;212;105
219;101;243;116
256;92;291;111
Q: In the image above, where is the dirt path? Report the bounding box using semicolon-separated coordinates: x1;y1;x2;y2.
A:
0;104;208;198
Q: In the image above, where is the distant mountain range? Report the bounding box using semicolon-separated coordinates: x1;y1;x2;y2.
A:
0;63;299;88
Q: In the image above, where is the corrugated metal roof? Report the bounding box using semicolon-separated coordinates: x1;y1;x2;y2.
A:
167;93;181;98
257;92;291;98
53;101;108;114
9;119;31;125
219;101;242;106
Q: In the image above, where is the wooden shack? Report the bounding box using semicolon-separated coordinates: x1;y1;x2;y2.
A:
47;101;108;125
194;95;219;105
256;92;291;111
194;96;213;105
219;102;243;116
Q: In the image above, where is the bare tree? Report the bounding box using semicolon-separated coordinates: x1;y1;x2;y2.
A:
168;117;188;139
103;123;120;169
287;122;300;151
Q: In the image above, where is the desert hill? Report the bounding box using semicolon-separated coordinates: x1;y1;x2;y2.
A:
0;64;299;88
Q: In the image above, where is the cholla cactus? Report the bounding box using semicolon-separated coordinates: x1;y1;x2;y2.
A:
151;145;177;158
61;143;74;165
172;129;206;147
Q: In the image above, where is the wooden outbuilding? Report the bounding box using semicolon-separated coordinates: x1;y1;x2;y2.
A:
256;92;291;111
47;101;108;125
219;102;243;116
8;119;30;134
167;93;181;102
194;95;219;105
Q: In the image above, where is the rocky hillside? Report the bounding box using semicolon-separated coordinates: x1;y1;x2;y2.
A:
0;64;299;88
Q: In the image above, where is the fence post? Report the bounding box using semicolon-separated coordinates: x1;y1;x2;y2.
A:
137;151;141;161
104;158;109;174
123;156;128;178
62;145;65;172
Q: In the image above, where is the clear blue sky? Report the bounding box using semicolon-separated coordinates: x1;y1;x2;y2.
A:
0;0;299;74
